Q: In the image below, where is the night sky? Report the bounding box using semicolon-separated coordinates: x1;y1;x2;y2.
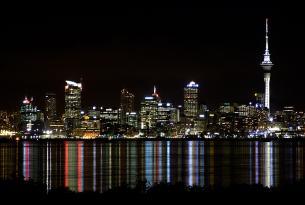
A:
0;6;304;113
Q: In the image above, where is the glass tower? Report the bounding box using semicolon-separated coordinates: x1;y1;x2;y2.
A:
120;89;135;125
184;81;199;120
64;80;82;136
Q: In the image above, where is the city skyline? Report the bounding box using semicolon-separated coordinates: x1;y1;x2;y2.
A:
1;7;304;112
2;5;305;199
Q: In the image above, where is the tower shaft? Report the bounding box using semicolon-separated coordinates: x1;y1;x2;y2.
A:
264;72;271;109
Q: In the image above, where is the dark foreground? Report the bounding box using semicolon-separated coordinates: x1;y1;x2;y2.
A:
1;178;305;203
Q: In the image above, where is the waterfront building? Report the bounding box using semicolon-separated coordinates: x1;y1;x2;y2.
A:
126;112;138;128
140;87;160;130
120;89;135;125
64;80;82;136
157;102;178;125
0;111;19;136
44;93;57;129
78;106;101;138
184;81;199;120
19;97;44;136
100;107;120;135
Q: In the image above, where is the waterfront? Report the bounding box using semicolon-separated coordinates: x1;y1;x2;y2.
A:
1;140;305;193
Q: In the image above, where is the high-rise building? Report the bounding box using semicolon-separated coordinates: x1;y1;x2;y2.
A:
260;18;273;111
157;102;177;125
254;92;265;108
45;93;57;129
126;112;138;128
120;89;135;125
64;80;82;136
184;81;199;119
79;106;100;138
140;86;160;130
19;97;44;136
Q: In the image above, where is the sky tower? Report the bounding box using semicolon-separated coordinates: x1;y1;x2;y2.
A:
260;18;273;111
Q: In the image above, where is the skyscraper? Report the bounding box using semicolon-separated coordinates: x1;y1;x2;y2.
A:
260;18;273;111
19;97;44;136
184;81;199;120
64;80;82;135
140;86;160;130
120;89;135;125
45;93;57;128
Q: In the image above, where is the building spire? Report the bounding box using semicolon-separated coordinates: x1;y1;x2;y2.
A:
265;18;269;51
261;18;273;65
153;85;156;94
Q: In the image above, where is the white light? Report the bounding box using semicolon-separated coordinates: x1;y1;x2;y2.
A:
145;96;154;100
187;81;199;88
66;80;82;88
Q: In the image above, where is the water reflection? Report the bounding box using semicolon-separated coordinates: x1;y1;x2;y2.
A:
0;140;305;192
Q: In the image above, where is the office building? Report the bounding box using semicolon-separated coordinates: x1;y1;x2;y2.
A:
184;81;199;120
64;80;82;136
140;87;160;130
120;89;135;125
45;93;57;129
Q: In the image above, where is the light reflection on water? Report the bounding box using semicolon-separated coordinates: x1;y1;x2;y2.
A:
0;140;305;192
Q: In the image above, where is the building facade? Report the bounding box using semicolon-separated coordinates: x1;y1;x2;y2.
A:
184;81;199;120
45;93;57;129
120;89;135;125
19;97;44;136
64;80;82;136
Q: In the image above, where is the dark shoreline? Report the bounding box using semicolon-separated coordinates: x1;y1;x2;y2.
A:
1;179;305;202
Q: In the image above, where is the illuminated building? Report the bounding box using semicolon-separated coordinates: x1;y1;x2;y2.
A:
219;103;235;114
0;111;18;136
140;86;160;130
254;92;265;108
237;104;256;117
100;108;119;124
126;112;138;128
19;97;44;136
157;102;178;125
79;106;100;138
64;80;82;136
44;93;57;129
120;89;135;125
176;105;183;123
100;107;120;134
184;81;199;120
260;18;273;111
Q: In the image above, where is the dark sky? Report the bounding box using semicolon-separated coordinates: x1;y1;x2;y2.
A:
0;6;304;113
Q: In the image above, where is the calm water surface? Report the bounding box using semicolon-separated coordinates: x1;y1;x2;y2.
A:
0;140;304;192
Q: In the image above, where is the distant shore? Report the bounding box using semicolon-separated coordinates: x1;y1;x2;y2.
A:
1;137;305;143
